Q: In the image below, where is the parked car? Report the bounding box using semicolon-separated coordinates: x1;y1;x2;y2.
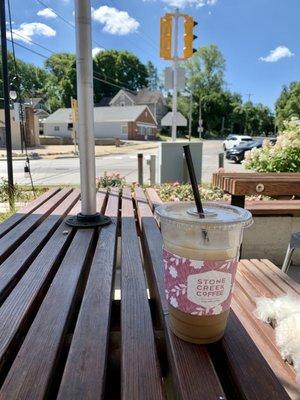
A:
223;135;253;151
226;139;264;163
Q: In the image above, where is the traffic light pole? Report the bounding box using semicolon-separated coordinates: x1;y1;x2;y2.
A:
171;8;179;142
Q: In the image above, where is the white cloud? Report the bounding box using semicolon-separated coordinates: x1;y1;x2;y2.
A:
92;47;105;57
8;22;56;44
259;46;294;63
144;0;217;7
37;8;57;19
92;6;139;35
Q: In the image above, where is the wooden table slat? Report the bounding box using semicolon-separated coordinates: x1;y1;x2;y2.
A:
0;194;81;375
0;187;72;263
121;187;165;400
0;230;95;399
0;194;107;400
258;259;300;295
210;311;291;400
0;188;60;239
145;188;163;211
0;189;80;303
233;261;300;398
57;189;119;400
238;260;285;297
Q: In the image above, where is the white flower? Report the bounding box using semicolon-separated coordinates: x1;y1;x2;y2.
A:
212;305;223;315
170;296;178;308
192;260;204;269
169;266;178;278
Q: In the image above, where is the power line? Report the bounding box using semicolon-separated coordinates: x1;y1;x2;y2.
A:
35;0;106;51
108;0;159;55
10;37;134;91
8;31;55;54
35;0;74;29
7;40;134;92
7;38;48;59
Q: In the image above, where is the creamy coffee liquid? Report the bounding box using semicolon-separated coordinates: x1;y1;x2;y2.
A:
165;243;238;344
156;201;253;344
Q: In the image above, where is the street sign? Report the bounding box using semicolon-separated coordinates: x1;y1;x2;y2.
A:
161;111;187;127
164;67;186;90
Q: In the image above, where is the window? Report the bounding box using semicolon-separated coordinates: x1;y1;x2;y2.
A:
54;126;60;131
67;123;73;130
120;101;125;107
121;125;128;135
138;126;152;137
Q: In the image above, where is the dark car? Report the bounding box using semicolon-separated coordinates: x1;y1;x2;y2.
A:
226;139;264;163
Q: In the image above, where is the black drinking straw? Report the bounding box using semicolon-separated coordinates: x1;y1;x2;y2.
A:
183;145;205;218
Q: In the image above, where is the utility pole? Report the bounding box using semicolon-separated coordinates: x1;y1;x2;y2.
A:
188;91;192;141
0;0;14;209
66;0;110;228
245;93;253;102
221;116;225;136
171;8;179;142
244;93;253;134
198;96;203;139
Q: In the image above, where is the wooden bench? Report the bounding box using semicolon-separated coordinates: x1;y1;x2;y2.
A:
212;172;300;210
0;188;298;399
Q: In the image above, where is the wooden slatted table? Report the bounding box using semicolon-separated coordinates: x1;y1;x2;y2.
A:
212;172;300;208
0;187;298;400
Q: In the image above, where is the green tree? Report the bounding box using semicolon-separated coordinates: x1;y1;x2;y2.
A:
185;44;225;94
93;50;148;102
44;53;76;111
275;82;300;130
146;61;160;90
0;53;48;102
183;45;227;135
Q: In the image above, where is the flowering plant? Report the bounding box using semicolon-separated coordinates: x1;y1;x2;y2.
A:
96;172;126;188
244;117;300;172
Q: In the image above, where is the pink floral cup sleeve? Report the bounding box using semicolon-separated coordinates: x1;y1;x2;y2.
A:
163;249;238;316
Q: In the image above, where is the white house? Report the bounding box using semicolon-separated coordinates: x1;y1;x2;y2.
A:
96;88;168;128
43;105;157;140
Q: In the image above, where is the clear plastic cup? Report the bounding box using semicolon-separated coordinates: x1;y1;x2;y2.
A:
155;201;253;344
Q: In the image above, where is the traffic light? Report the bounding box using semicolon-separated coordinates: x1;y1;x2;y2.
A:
160;14;173;60
183;16;198;59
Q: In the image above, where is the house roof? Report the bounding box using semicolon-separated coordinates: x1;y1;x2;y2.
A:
44;105;154;124
134;89;165;105
110;88;166;106
24;97;44;108
94;96;113;107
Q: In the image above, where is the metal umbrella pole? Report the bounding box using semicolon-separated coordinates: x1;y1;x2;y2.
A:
66;0;110;228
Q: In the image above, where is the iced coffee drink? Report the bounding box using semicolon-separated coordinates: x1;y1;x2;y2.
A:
156;202;252;344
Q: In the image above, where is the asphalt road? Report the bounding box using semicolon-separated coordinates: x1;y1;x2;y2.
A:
0;141;245;186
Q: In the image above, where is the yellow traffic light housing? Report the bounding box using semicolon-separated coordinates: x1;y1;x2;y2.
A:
160;14;173;60
183;16;198;59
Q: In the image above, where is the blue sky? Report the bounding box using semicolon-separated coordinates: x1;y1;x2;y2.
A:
7;0;300;109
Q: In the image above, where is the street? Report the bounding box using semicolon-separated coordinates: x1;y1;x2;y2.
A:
0;141;246;186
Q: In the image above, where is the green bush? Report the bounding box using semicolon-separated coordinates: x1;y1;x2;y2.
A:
0;178;21;203
244;118;300;172
96;172;126;188
155;182;227;202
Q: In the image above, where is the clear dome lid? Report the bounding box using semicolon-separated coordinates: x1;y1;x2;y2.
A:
155;202;253;230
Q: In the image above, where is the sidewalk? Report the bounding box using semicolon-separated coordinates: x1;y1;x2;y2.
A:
0;141;159;160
